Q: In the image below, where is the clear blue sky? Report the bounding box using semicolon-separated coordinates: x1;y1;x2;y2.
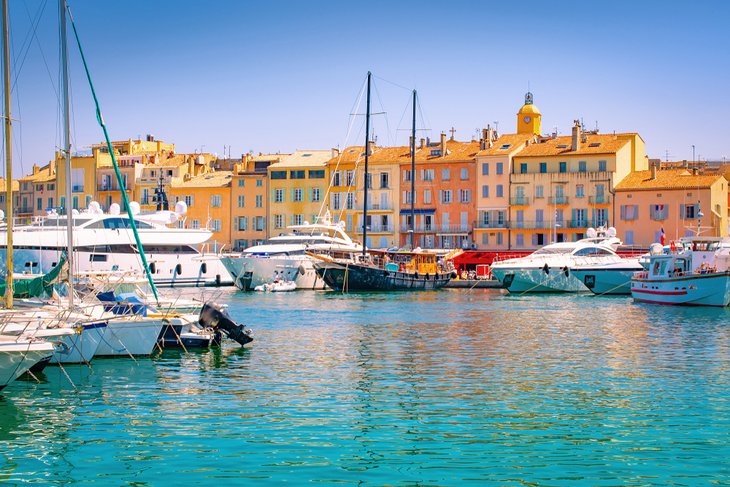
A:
4;0;730;177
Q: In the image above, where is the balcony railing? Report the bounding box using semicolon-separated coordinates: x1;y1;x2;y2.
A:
589;195;611;205
548;196;570;205
510;220;554;230
72;185;85;193
358;202;393;211
16;207;34;215
509;196;530;206
475;221;508;229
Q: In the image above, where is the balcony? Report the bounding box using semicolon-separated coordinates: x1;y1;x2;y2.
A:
16;207;34;215
399;225;435;233
436;224;471;234
565;219;610;229
589;195;611;205
475;221;508;229
509;196;530;206
510;220;554;230
358;202;393;211
548;196;570;205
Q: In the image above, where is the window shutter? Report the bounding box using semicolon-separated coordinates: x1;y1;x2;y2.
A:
620;205;626;220
633;205;639;220
679;204;685;219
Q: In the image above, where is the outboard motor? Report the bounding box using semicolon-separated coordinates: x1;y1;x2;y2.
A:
198;302;253;346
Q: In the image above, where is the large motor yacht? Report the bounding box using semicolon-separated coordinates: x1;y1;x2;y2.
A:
490;227;626;293
0;201;232;287
221;211;362;290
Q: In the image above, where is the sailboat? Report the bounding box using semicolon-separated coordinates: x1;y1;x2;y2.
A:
312;73;454;291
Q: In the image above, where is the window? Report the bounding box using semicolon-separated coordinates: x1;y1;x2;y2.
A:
309;170;325;179
212;219;222;232
422;169;434;181
576;184;585;198
535;185;544;199
404;191;413;204
255;195;263;208
238;179;245;187
539;162;547;173
482;185;489;198
238;195;245;208
274;214;285;229
442;168;451;181
403;169;412;181
271;170;287;180
424;190;432;204
496;185;503;197
47;197;53;208
255;216;266;231
516;233;524;247
620;205;639;220
332;193;341;210
211;195;222;207
312;188;321;202
650;204;667;220
559;162;567;173
481;163;489;176
290;170;305;179
293;188;303;202
274;189;284;203
346;192;354;210
35;184;43;191
579;161;587;172
256;179;263;187
499;144;511;150
594;208;608;226
460;168;469;180
598;160;607;172
72;195;79;210
380;172;389;188
293;214;304;225
681;204;699;219
190;219;200;229
72;168;84;192
520;163;527;174
332;171;342;186
459;190;471;203
625;230;634;245
237;216;248;231
496;162;503;175
37;197;42;211
573;208;587;227
430;149;442;157
441;190;453;204
365;173;372;189
346;170;355;186
184;195;194;207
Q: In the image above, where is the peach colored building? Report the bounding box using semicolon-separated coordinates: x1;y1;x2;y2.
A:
614;166;728;246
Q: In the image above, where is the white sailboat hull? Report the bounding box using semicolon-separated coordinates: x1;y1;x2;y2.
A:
0;340;55;389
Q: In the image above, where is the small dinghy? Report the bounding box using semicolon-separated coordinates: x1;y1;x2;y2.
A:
254;280;297;292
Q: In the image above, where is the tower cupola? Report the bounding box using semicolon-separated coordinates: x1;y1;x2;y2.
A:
517;92;542;136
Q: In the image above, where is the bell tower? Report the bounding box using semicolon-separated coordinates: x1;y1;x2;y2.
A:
517;92;541;136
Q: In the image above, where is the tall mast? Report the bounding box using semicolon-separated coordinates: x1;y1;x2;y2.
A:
2;0;12;308
60;0;73;306
362;71;371;257
410;90;416;250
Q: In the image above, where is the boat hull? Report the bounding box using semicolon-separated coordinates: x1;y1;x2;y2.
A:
222;255;326;290
314;261;451;291
491;266;588;293
95;318;164;356
631;272;730;307
0;341;55;389
50;322;107;364
571;268;638;295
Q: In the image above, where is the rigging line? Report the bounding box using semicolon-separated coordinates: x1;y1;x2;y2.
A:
372;74;411;93
22;0;57;102
371;79;392;147
10;0;48;93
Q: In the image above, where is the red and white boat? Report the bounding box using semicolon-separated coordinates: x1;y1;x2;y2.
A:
631;237;730;307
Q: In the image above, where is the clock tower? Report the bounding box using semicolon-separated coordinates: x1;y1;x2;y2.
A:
517;92;541;136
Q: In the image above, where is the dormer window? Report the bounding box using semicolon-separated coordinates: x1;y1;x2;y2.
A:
499;144;511;150
430;149;442;157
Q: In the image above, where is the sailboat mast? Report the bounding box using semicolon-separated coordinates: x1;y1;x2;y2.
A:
60;0;73;306
410;90;416;250
2;0;12;309
362;71;371;257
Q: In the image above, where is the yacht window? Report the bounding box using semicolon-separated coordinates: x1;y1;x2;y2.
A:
532;248;574;255
572;247;615;256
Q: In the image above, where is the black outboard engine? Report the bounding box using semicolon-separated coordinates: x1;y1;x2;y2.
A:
199;302;253;346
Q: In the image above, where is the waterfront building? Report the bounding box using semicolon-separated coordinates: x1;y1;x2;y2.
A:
170;170;233;252
0;177;18;218
361;146;401;249
55;149;99;213
17;161;56;220
231;153;283;251
323;146;363;239
474;131;533;250
135;153;214;212
614;164;728;245
268;150;332;238
398;134;479;249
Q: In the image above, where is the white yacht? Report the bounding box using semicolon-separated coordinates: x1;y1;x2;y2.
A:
490;227;625;293
570;257;644;295
631;237;730;307
221;211;363;290
0;201;232;288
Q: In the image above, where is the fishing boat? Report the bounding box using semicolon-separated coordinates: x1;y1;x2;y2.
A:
221;211;362;290
490;227;624;293
631;237;730;306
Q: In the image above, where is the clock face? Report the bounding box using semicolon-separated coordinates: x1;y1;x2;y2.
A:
523;116;531;124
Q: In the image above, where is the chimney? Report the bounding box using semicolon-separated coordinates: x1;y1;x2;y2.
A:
32;163;39;175
331;148;340;159
651;160;657;180
486;126;494;149
571;120;581;152
49;159;56;175
420;138;425;149
367;140;375;156
440;132;446;156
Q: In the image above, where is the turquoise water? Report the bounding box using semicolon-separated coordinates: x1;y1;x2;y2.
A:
1;289;730;485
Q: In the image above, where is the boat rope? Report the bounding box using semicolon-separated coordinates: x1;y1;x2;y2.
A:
56;360;78;393
590;279;631;297
24;368;40;383
518;280;547;296
65;4;159;305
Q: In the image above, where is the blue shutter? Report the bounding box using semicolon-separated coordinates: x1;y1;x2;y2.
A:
620;205;625;220
679;204;685;219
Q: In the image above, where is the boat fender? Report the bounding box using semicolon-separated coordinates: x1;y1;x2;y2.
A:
215;274;221;286
451;270;458;279
175;264;182;275
562;266;569;277
543;263;549;275
298;265;305;276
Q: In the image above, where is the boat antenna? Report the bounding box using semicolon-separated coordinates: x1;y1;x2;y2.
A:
66;4;159;304
410;89;416;250
362;71;371;257
61;0;74;307
2;0;12;308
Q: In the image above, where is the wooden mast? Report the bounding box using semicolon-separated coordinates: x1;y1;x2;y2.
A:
362;72;371;257
2;0;12;308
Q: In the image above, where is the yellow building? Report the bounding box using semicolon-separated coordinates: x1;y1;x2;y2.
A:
55;151;99;213
135;153;214;212
231;153;283;251
615;165;728;245
170;171;233;252
509;112;648;248
17;161;57;220
0;178;18;218
268;150;333;235
323;146;361;236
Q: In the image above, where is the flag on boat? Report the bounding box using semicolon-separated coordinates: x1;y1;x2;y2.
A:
660;226;665;245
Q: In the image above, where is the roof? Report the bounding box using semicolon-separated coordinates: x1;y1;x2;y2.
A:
171;171;233;188
476;134;534;156
615;169;725;191
0;178;19;192
514;133;631;158
268;150;332;168
19;164;56;183
517;103;541;115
